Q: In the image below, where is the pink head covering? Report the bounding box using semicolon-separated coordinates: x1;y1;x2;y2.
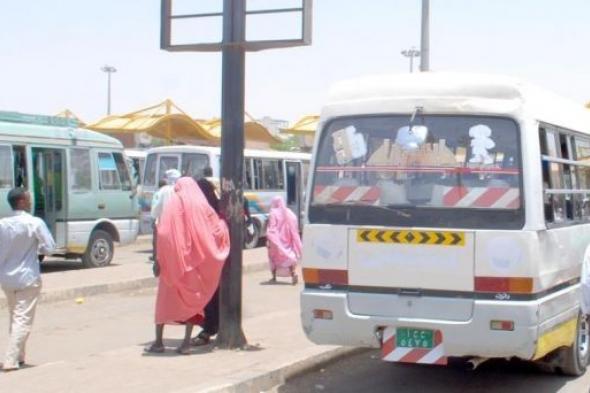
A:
266;196;302;274
155;177;230;324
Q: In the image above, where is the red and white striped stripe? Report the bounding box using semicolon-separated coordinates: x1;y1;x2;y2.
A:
313;186;381;205
381;327;447;365
441;186;520;209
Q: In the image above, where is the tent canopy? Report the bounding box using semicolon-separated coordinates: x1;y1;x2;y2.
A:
281;114;319;136
87;99;216;142
87;99;281;147
55;109;86;127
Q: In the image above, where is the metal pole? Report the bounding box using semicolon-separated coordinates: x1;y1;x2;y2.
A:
410;56;414;73
217;0;247;349
420;0;430;72
107;72;112;115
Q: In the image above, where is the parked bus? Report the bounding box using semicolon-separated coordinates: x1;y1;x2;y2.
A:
141;145;310;248
301;73;590;375
0;111;139;267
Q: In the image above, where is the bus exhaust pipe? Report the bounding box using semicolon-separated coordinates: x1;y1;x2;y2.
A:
466;357;489;370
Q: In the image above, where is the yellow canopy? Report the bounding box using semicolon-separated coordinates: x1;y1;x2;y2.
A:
281;115;319;136
87;99;217;142
55;109;86;127
197;113;282;147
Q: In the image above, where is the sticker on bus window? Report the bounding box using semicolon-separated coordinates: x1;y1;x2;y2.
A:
332;126;367;165
469;124;495;165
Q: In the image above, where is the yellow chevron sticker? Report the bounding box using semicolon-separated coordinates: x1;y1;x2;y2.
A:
356;229;465;246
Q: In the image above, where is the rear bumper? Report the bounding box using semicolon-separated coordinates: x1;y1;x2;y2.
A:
301;290;543;359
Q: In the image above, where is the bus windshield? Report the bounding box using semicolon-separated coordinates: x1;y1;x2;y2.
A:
310;115;524;229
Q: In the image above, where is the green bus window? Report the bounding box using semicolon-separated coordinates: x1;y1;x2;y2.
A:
70;149;92;192
98;152;121;190
12;146;27;188
113;153;132;191
0;145;13;189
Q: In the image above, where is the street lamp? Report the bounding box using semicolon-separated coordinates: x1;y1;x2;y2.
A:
100;65;117;115
401;47;420;73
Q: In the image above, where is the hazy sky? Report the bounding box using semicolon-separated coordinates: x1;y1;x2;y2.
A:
1;1;589;124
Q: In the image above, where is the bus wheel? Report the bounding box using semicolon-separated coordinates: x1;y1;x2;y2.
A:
557;312;590;376
82;230;114;268
244;220;260;249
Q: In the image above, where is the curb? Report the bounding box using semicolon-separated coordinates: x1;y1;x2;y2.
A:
0;260;268;308
201;347;368;393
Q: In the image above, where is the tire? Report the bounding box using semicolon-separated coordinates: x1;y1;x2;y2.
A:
243;219;260;249
82;230;114;268
557;312;590;376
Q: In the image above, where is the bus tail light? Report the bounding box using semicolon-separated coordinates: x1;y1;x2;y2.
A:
490;320;514;331
303;268;348;286
475;277;533;294
313;309;334;320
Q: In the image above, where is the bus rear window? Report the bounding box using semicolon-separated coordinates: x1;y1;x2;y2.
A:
309;115;523;229
182;153;209;178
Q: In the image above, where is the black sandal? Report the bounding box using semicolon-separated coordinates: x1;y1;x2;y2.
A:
190;332;211;346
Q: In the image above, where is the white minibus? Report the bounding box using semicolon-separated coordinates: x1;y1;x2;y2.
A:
301;73;590;375
0;111;139;267
141;145;310;248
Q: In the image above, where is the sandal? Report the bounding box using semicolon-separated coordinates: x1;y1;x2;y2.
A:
144;343;165;353
190;332;211;346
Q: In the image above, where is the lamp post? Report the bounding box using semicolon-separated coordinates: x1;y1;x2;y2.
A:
401;47;420;73
101;65;117;115
420;0;430;72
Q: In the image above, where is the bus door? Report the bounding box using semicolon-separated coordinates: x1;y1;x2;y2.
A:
32;148;66;247
285;161;302;227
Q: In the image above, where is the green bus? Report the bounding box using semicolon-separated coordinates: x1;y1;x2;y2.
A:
0;111;139;267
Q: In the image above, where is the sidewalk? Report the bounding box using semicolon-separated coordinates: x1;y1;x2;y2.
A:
0;245;269;308
0;269;357;393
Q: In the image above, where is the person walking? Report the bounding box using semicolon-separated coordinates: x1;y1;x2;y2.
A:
149;169;180;265
0;188;55;371
146;178;229;355
266;196;302;285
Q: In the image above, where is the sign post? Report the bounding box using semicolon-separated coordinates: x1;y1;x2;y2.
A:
161;0;313;349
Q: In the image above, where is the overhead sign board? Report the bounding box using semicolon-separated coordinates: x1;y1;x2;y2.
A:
161;0;312;52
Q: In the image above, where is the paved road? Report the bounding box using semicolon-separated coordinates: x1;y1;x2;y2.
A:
276;350;590;393
0;269;288;367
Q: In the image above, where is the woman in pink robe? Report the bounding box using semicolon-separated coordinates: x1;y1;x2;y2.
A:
266;196;302;285
146;177;230;354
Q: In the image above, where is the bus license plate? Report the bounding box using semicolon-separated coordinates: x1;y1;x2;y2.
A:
396;328;434;349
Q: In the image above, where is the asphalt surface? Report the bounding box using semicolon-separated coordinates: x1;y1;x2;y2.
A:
276;350;590;393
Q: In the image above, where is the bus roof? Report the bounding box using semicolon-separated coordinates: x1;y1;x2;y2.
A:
124;149;148;158
146;145;310;161
0;110;122;148
323;72;590;134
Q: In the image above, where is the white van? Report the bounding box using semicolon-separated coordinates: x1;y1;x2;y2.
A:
301;73;590;375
